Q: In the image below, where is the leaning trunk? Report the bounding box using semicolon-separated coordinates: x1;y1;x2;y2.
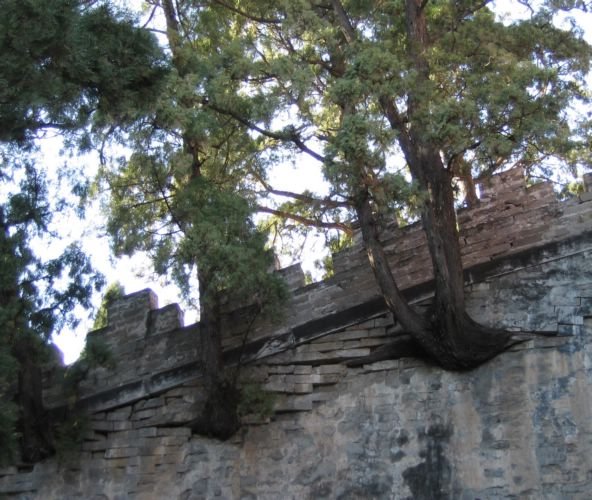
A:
410;147;512;369
396;0;512;369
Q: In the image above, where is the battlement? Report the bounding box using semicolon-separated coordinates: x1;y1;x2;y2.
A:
42;167;592;412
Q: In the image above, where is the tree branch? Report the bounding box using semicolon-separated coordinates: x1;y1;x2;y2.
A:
250;168;350;208
256;205;353;235
209;0;281;24
204;101;326;163
330;0;357;43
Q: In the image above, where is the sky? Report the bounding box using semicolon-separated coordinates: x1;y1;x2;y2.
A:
40;0;592;363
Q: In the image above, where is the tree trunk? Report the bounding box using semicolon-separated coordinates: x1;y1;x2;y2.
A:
190;273;240;440
354;0;516;370
12;336;53;462
160;0;240;439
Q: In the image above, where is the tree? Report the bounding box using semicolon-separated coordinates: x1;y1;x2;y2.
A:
123;0;590;371
95;0;591;442
98;0;288;439
0;0;167;145
0;156;103;463
0;0;166;462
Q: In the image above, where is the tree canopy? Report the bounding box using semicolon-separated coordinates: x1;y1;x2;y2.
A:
96;0;591;434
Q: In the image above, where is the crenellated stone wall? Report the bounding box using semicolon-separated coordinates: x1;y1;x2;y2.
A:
1;168;592;499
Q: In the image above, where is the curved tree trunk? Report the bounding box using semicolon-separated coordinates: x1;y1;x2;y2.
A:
357;0;516;370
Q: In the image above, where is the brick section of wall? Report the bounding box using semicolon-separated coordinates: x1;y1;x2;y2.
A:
220;167;592;351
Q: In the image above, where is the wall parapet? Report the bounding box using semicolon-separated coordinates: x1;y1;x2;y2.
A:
40;167;592;417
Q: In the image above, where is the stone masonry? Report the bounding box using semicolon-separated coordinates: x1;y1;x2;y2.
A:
1;167;591;499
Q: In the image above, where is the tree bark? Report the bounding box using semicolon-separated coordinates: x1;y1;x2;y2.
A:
358;0;514;370
159;0;241;439
190;277;240;439
11;336;53;462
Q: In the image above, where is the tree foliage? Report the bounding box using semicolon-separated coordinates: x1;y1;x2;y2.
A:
2;0;590;456
0;0;167;145
0;153;104;463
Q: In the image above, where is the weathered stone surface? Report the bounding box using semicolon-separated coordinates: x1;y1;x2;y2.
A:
6;320;591;499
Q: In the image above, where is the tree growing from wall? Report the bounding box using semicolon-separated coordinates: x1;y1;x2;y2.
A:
95;0;590;437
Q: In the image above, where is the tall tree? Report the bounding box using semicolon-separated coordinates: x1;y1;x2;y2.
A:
0;0;166;462
0;155;103;463
100;0;287;439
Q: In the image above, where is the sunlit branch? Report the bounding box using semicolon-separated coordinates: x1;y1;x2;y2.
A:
256;205;353;235
204;101;327;163
209;0;281;24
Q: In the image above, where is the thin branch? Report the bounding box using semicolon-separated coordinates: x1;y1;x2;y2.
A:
330;0;356;43
250;168;350;208
204;100;327;163
142;4;159;29
256;205;353;235
209;0;281;24
265;188;351;208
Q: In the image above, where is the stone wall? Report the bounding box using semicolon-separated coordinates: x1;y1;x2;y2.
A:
1;168;592;499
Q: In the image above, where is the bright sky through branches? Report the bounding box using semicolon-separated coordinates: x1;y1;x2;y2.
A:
46;0;592;363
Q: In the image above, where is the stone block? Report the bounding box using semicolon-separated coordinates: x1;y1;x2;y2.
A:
315;364;346;375
0;467;17;477
107;407;132;421
293;383;314;394
104;447;139;459
318;374;342;385
134;397;165;411
112;421;133;432
357;337;388;348
110;431;138;447
148;303;184;335
308;341;344;353
138;427;158;438
332;329;370;340
274;395;313;412
332;348;371;358
157;427;191;438
160;435;190;447
105;456;140;468
288;374;322;385
293;365;312;375
132;408;158;421
363;360;400;372
555;306;585;325
557;324;584;336
267;365;295;374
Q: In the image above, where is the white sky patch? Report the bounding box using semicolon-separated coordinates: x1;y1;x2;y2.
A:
31;137;196;363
